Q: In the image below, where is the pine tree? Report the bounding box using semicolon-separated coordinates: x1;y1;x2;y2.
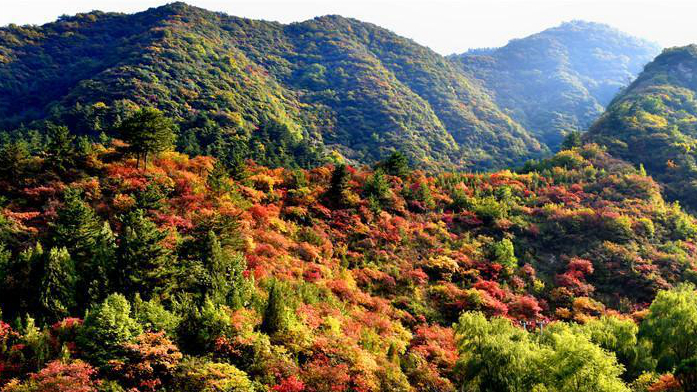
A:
379;151;410;178
364;168;391;211
117;209;174;299
51;188;102;264
175;297;231;355
118;107;176;169
261;280;290;335
207;160;231;196
44;124;76;173
180;231;252;308
327;164;352;208
86;222;117;304
204;232;251;308
51;188;112;306
0;243;43;319
40;247;77;322
561;131;583;150
0;139;29;181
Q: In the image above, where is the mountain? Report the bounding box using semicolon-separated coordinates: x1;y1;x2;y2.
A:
587;44;697;211
451;21;661;150
0;2;545;170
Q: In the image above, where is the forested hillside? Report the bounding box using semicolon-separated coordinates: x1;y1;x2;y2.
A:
0;2;546;170
2;106;697;390
4;3;697;392
452;21;660;150
588;45;697;212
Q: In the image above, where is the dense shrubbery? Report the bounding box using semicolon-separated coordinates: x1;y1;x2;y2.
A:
1;114;697;390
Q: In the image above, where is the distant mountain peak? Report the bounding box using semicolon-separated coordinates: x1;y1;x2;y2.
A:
451;22;660;150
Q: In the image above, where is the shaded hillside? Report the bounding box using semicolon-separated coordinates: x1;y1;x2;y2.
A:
452;21;660;150
0;2;545;170
588;45;697;211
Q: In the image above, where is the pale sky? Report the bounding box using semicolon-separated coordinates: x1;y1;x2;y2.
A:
1;0;695;54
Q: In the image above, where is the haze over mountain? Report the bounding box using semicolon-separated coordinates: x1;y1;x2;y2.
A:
588;44;697;211
451;21;661;150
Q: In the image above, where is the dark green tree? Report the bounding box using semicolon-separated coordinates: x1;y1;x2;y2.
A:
117;209;174;299
204;232;249;307
0;243;43;319
363;169;391;212
561;130;583;150
134;182;167;211
180;231;252;308
379;151;410;178
86;222;118;304
44;124;76;173
207;160;231;196
51;188;114;306
39;247;77;322
326;164;352;208
119;107;176;169
50;188;102;265
175;297;232;355
0;139;29;181
261;279;291;335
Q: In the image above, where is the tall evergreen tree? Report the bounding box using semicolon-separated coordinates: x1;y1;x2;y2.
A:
51;188;102;264
363;168;391;211
379;151;410;178
261;280;290;335
203;232;251;308
51;188;113;306
44;124;76;173
39;247;77;322
561;130;583;150
0;243;44;319
118;107;176;169
207;160;231;196
117;209;174;299
326;164;352;208
0;139;29;181
86;222;118;304
179;231;251;308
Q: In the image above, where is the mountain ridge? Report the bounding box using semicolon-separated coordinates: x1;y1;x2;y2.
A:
587;44;697;211
0;2;545;170
451;20;661;150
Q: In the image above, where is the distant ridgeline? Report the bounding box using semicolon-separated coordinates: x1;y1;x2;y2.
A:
451;21;660;151
0;2;543;171
0;4;659;171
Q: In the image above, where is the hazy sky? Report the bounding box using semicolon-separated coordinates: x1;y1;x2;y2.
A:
2;0;696;54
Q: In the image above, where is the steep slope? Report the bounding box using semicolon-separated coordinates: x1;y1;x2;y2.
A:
451;21;660;150
587;45;697;211
0;2;544;170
